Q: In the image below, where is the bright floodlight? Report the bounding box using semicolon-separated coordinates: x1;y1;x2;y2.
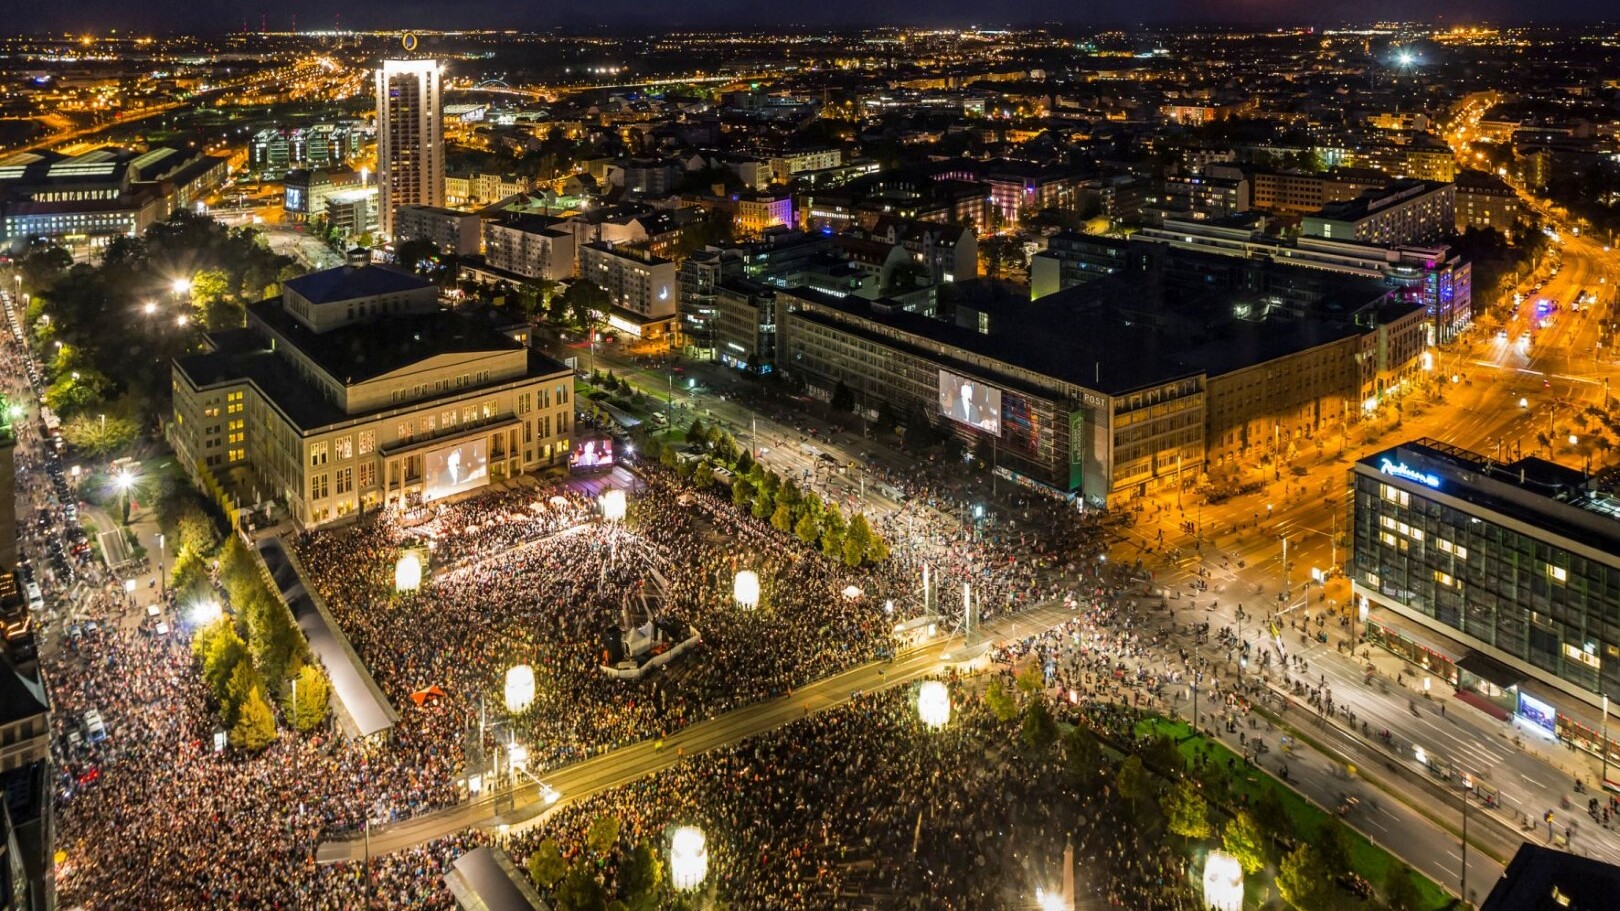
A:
670;826;708;891
172;277;191;295
1202;851;1243;911
394;552;423;592
114;468;134;492
916;680;950;729
734;570;760;609
504;665;536;713
599;488;627;522
192;599;223;625
1035;888;1067;911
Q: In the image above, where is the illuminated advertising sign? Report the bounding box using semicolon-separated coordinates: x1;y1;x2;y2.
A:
1517;691;1557;736
937;369;1002;436
423;439;489;500
569;439;615;471
1379;458;1440;488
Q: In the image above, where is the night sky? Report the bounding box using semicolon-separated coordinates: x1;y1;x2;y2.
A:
11;0;1615;35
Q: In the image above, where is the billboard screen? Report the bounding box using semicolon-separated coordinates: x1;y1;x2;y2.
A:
937;369;1002;436
569;439;616;471
1517;691;1557;736
423;439;489;500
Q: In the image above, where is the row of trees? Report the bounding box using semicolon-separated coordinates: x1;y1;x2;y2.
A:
979;668;1428;911
191;537;330;751
646;417;891;567
523;814;702;911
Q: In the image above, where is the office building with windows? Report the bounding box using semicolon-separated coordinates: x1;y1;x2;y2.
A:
1352;439;1620;752
169;250;573;529
375;59;444;238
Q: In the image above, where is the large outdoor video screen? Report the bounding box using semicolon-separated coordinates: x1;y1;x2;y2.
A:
937;369;1002;436
569;439;615;471
423;439;489;500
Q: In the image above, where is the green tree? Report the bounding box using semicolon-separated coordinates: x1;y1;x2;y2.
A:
60;412;138;456
527;838;568;890
229;684;278;752
1014;662;1044;697
285;663;332;732
201;625;248;705
1221;810;1268;875
617;841;665;910
1162;778;1211;840
175;505;220;556
43;366;111;415
794;511;821;545
1115;755;1149;805
841;532;865;567
1021;697;1057;753
1316;816;1353;877
864;531;890;563
553;862;608;911
733;448;754;476
731;477;755;508
1253;789;1292;845
984;678;1019;723
1276;844;1330;910
1383;862;1423;911
562;280;609;328
691;462;714;487
844;513;874;560
751;489;774;520
770;499;794;533
1063;727;1102;788
819;528;843;559
686;417;708;444
586;814;622;858
830;380;854;412
224;658;264;727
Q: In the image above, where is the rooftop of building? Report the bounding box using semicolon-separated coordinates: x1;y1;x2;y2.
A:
1356;439;1620;556
786;281;1198;397
252;298;536;385
282;261;434;307
396;204;477;219
178;321;569;431
1480;842;1620;911
1310;179;1453;223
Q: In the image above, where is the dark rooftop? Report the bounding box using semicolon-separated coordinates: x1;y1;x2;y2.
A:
282;262;434;306
1356;440;1620;557
178;325;569;433
1480;842;1620;911
250;298;526;385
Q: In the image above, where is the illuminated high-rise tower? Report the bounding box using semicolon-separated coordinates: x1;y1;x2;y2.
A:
374;58;444;238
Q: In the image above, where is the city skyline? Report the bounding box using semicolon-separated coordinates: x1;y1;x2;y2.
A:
10;1;1620;35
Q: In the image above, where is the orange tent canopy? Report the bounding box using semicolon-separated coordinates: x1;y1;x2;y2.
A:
409;685;447;706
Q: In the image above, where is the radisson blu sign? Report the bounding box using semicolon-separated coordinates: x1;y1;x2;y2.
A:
1379;459;1440;489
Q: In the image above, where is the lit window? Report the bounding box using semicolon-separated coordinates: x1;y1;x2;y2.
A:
1549;564;1568;583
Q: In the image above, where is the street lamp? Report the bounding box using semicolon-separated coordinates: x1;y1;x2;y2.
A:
114;468;135;523
916;680;950;729
733;569;760;610
503;665;535;713
171;277;191;296
669;826;708;891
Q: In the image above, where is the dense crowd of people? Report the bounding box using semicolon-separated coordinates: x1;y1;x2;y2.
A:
44;392;1159;909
